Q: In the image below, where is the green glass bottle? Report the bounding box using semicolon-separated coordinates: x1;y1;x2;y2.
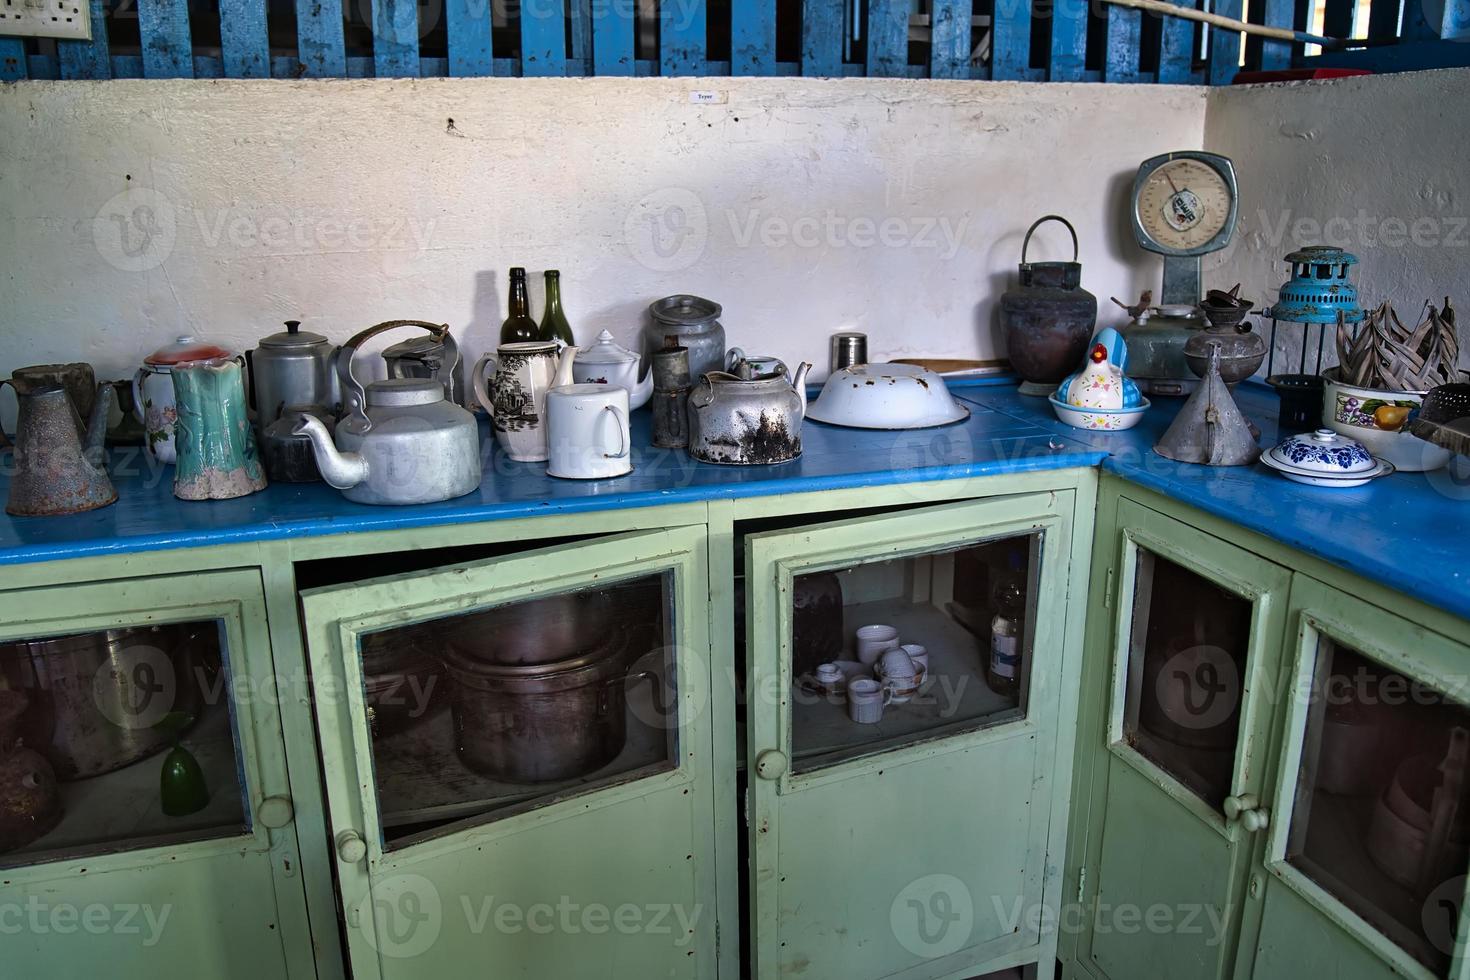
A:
539;270;575;346
160;743;210;817
500;267;540;344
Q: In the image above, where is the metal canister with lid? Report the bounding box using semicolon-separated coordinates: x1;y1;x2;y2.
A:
248;320;341;428
646;295;725;381
652;339;691;449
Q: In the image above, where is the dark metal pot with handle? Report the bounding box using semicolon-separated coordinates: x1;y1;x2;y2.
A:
440;636;656;783
1000;215;1099;396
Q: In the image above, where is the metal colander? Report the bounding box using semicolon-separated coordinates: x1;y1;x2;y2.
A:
1409;384;1470;457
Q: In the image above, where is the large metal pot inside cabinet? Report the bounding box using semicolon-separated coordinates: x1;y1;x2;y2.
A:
0;624;213;780
441;635;651;783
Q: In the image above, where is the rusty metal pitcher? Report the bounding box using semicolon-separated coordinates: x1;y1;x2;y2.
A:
5;383;117;517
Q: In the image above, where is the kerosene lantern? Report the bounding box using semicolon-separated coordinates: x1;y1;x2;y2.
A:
1119;151;1241;397
1263;246;1365;430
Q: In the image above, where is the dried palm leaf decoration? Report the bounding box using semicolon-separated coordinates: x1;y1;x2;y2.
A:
1336;299;1459;391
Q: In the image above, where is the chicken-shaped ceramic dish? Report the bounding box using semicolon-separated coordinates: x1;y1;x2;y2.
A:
1049;328;1150;431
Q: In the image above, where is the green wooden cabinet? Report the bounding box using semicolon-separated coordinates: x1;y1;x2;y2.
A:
0;569;314;979
297;526;718;980
740;489;1088;979
1065;480;1470;980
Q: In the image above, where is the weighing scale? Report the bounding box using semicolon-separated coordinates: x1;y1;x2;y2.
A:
1122;151;1241;396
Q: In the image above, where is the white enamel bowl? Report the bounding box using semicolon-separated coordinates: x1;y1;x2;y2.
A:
806;363;970;430
1048;395;1151;432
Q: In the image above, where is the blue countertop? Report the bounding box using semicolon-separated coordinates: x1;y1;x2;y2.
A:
0;381;1104;565
2;379;1467;624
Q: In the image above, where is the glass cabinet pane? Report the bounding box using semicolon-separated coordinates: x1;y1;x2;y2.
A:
1121;550;1251;809
789;532;1038;774
360;572;678;849
0;622;247;866
1286;639;1470;975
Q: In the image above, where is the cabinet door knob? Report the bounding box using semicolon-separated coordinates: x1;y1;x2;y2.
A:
754;750;788;781
1224;794;1270;832
257;795;295;829
336;830;369;864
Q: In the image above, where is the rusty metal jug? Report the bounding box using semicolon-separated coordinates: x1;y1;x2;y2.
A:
1000;215;1099;396
5;383;116;517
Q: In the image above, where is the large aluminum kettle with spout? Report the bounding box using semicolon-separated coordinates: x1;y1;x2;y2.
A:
295;321;481;505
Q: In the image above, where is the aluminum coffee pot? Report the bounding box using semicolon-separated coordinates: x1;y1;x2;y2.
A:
5;383;116;517
295;321;481;505
687;362;812;465
248;320;341;427
381;321;464;407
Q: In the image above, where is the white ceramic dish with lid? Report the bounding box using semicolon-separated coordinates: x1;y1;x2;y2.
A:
806;363;970;430
1260;428;1395;487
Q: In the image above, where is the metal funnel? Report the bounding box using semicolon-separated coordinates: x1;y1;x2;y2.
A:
1155;342;1261;466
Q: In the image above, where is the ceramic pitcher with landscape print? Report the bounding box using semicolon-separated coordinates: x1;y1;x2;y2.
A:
472;342;579;462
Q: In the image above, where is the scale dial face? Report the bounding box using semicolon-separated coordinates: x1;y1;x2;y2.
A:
1134;156;1237;255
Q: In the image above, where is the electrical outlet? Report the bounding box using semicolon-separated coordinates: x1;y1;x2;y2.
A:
0;0;91;41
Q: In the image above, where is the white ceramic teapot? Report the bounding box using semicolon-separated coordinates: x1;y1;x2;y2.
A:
572;330;653;410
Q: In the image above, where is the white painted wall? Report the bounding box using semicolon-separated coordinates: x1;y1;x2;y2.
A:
1205;69;1470;376
0;77;1206;423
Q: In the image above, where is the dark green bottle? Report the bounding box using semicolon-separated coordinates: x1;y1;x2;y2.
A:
160;743;210;817
539;271;575;346
500;267;540;344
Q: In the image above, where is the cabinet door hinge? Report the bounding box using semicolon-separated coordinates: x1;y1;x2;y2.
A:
1077;867;1087;904
1103;568;1114;610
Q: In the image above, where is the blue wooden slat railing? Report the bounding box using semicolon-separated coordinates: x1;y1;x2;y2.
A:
139;0;195;77
991;0;1034;78
661;0;707;75
801;0;845;76
1258;0;1297;70
296;0;347;77
220;0;270;77
866;0;909;76
1208;0;1244;82
57;0;111;78
371;0;419;77
0;0;1460;85
1104;5;1143;81
0;39;25;81
446;0;494;76
930;0;973;79
1050;0;1090;80
732;0;777;75
521;0;567;76
592;0;636;75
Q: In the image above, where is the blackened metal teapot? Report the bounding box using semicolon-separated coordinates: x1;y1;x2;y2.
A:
687;362;812;465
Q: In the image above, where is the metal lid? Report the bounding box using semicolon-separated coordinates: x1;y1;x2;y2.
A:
578;329;639;366
383;334;447;361
144;335;234;366
1284;245;1358;266
364;378;444;407
650;294;722;326
259;320;329;349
